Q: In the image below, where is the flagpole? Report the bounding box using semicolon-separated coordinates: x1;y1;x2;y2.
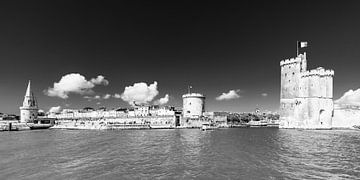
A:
296;40;299;56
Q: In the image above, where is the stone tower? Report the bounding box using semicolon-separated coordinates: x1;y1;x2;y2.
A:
20;81;38;123
182;93;205;118
280;53;334;129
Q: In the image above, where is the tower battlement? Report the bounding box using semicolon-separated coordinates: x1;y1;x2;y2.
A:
280;53;306;66
280;57;301;66
300;68;334;77
324;69;334;76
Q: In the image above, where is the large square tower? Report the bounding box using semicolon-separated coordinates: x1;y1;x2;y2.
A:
280;53;334;129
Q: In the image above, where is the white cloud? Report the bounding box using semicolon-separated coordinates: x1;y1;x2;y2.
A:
84;94;111;100
113;93;121;98
120;81;159;105
216;89;241;101
84;96;93;101
154;94;169;105
335;89;360;106
261;93;268;97
45;73;109;99
49;106;61;113
90;75;109;86
103;94;111;99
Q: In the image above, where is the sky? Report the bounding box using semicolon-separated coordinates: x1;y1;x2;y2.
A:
1;1;360;114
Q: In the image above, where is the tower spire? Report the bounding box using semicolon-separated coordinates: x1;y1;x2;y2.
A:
20;80;38;123
25;80;31;97
22;80;37;108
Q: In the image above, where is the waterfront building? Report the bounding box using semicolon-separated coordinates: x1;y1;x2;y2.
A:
149;106;176;116
50;105;177;120
128;109;135;117
49;108;127;119
134;106;150;117
20;81;38;123
279;53;334;129
182;93;205;118
51;105;180;129
203;111;228;127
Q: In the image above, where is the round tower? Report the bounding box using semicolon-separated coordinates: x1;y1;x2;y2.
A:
182;93;205;118
20;81;38;123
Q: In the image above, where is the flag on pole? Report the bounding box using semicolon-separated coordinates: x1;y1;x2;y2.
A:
296;41;308;56
300;41;308;48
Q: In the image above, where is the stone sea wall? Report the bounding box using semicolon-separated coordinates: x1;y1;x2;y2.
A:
333;107;360;128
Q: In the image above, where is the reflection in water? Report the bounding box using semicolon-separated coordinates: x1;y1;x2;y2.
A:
0;129;359;179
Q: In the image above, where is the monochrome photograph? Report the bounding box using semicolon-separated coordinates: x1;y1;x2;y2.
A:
0;1;359;179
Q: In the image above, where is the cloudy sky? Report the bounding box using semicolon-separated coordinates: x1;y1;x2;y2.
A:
1;1;360;114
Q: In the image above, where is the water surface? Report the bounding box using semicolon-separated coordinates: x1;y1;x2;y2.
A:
0;128;359;179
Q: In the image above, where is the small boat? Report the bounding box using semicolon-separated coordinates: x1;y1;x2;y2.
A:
29;123;53;130
201;123;218;131
28;118;55;130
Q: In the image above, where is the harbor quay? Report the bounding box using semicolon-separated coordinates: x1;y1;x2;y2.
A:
0;81;279;131
49;107;231;130
52;116;178;130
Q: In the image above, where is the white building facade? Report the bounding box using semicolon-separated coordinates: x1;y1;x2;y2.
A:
50;106;176;120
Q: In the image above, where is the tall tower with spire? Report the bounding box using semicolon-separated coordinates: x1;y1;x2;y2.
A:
20;81;38;123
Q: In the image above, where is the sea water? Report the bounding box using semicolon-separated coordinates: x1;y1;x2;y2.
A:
0;128;359;179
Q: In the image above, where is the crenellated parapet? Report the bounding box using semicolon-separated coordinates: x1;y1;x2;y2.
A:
280;53;306;67
323;69;334;77
300;67;334;78
280;57;301;66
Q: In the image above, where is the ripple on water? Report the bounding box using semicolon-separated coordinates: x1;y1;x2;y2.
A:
0;128;359;179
